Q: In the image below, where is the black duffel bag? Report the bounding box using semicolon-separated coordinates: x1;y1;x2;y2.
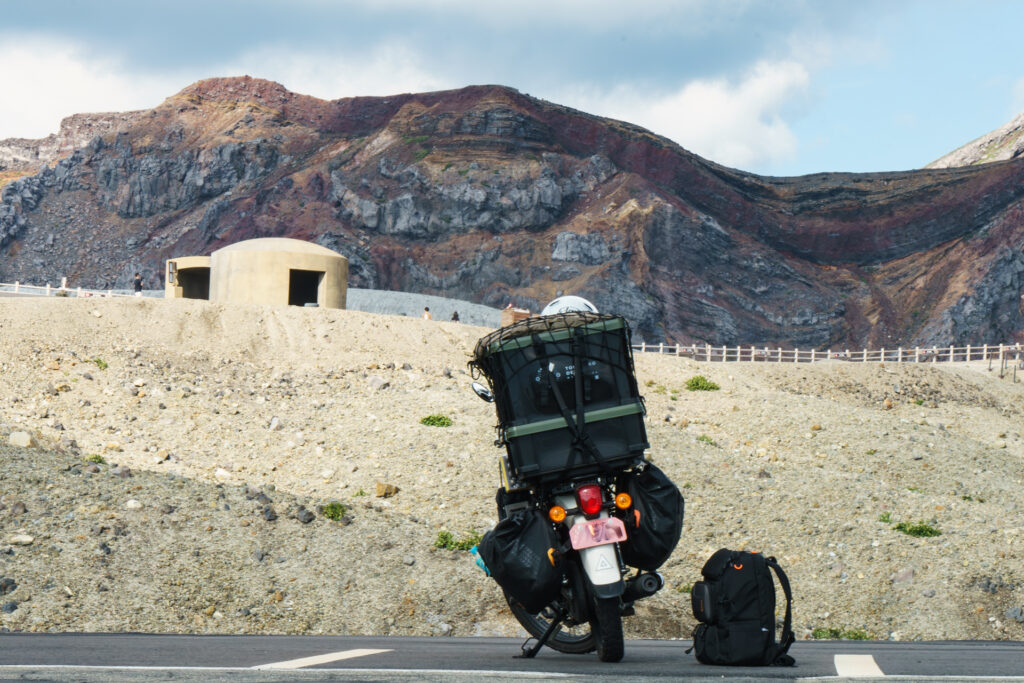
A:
617;462;684;570
479;509;564;614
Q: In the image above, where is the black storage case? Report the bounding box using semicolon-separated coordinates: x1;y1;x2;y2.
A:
471;312;648;483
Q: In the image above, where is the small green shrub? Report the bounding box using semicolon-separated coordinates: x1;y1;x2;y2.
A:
878;511;892;523
443;162;453;171
865;448;877;455
893;521;941;537
413;147;430;161
914;399;924;406
677;583;693;594
434;529;483;551
696;434;716;446
320;502;347;521
403;134;428;145
686;375;719;391
92;358;108;370
353;488;367;497
420;414;453;427
84;454;106;464
812;627;872;640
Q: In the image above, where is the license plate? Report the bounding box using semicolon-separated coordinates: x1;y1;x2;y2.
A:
569;516;627;550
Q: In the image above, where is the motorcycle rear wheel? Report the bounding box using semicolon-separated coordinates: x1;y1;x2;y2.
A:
589;595;624;662
505;592;596;654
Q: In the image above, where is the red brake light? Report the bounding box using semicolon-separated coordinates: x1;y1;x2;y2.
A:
576;485;603;515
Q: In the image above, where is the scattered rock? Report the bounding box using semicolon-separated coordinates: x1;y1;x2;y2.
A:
368;375;390;391
375;482;400;498
124;499;143;510
268;416;282;431
8;502;27;516
890;567;915;584
8;432;36;448
295;506;315;524
9;534;34;546
1;601;17;614
0;578;16;595
403;555;416;566
262;506;278;522
110;466;132;478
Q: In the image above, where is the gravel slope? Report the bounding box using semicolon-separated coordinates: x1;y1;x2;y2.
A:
1;297;1022;641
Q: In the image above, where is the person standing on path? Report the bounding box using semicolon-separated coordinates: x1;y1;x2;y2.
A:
422;306;432;320
133;272;144;297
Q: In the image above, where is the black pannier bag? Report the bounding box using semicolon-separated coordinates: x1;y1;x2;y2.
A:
616;463;684;571
479;510;564;614
689;548;795;667
470;313;648;483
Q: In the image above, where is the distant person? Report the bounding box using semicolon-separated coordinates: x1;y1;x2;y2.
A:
133;272;143;297
451;311;460;323
422;306;432;320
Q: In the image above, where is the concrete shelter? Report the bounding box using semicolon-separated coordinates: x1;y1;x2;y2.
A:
165;238;348;309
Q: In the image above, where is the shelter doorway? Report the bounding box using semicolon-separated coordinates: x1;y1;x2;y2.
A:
289;269;324;306
177;267;210;300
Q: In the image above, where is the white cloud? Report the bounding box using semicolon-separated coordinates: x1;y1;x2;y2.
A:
562;61;810;171
221;42;453;100
0;35;183;139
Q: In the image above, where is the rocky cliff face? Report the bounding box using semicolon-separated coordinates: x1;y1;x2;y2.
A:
0;111;144;175
1;76;1022;347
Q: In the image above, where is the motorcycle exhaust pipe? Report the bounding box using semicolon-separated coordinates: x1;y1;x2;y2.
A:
622;572;664;602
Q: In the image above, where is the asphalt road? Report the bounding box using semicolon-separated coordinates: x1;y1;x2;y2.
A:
0;635;1022;681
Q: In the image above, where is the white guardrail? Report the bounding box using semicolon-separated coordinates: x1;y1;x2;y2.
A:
633;341;1024;379
0;279;137;298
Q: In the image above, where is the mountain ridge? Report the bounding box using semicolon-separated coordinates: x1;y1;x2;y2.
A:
1;76;1021;348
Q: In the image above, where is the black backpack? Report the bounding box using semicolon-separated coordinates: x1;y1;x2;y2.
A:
616;463;684;570
689;548;795;666
479;509;564;614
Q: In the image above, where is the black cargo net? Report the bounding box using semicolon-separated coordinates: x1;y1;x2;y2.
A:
470;313;646;482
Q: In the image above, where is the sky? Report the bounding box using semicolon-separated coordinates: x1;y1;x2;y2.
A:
2;0;1023;177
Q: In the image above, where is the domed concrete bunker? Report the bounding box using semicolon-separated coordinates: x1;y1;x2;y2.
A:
165;238;348;308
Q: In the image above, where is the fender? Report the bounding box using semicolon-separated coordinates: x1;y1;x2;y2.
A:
579;543;625;598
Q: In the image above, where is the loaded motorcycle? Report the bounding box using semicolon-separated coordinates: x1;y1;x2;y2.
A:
469;307;684;662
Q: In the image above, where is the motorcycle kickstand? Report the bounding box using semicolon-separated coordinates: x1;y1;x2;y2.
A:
516;606;568;659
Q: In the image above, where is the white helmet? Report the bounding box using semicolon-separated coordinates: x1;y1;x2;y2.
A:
540;295;598;316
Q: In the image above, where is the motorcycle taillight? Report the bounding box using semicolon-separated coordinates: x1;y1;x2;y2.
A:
576;484;603;516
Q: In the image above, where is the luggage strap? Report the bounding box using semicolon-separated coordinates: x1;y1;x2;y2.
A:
534;332;608;472
766;556;796;666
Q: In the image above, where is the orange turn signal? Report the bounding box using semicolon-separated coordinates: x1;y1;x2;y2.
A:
548;505;567;523
615;492;632;509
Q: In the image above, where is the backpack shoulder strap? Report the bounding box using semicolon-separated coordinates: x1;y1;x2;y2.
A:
766;557;796;666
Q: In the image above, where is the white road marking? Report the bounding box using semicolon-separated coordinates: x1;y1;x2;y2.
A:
254;648;392;669
835;654;885;677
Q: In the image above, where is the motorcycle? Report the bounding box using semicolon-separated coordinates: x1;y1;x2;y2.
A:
469;311;682;662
